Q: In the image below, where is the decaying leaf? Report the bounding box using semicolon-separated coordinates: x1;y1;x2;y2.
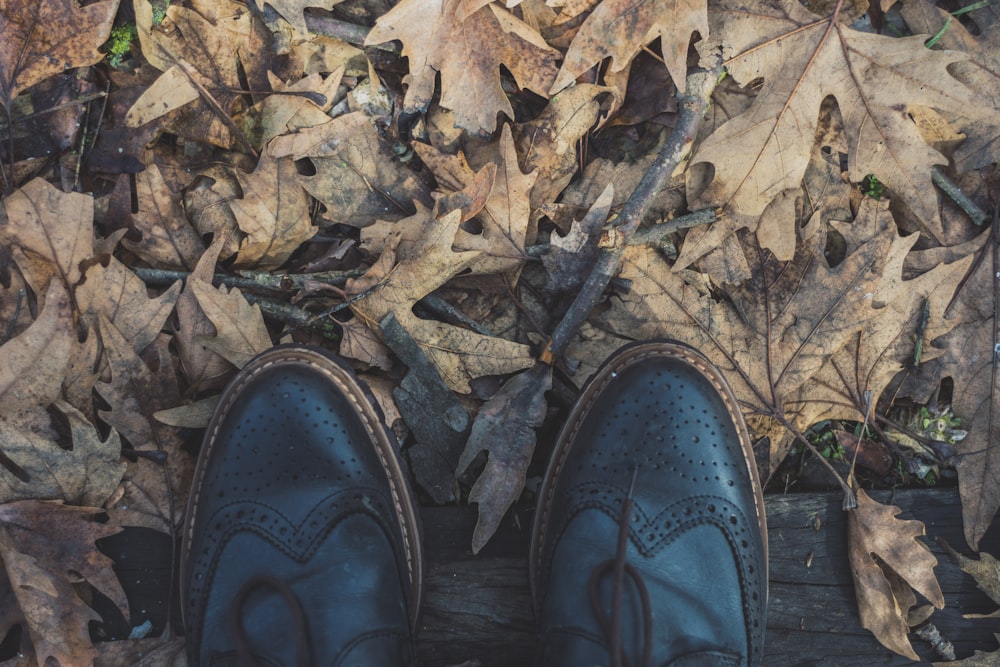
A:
366;0;559;134
938;539;1000;621
0;500;128;667
122;164;205;271
268;111;431;228
847;488;944;660
351;209;534;393
0;0;118;103
457;363;551;553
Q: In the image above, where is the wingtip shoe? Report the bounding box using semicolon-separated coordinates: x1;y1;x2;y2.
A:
181;345;422;666
531;340;767;667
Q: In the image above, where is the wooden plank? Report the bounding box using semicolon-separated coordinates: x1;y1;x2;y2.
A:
92;488;1000;665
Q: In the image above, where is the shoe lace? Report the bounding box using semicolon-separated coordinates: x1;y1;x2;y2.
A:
228;574;312;667
587;466;653;667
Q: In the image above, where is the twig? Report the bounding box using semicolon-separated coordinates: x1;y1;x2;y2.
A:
540;65;722;364
629;208;718;247
132;266;365;290
304;14;397;51
932;165;989;226
241;293;339;337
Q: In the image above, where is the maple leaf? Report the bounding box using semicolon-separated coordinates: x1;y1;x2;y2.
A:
897;2;1000;172
350;209;534;393
122;164;205;271
551;0;707;95
599;198;968;468
679;0;991;268
0;0;118;104
0;178;94;295
415;124;538;274
847;488;944;660
366;0;559;134
262;0;344;36
0;500;128;667
96;316;189;532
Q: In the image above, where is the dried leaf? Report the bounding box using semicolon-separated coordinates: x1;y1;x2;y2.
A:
0;0;118;103
366;0;559;134
847;488;943;660
0;500;127;667
189;279;272;369
268;111;431;228
122;164;205;271
0;280;73;416
0;400;125;506
552;0;707;95
542;182;613;293
599;199;968;468
338;317;393;371
457;363;551;553
76;256;182;354
153;395;220;429
351;209;534;393
938;539;1000;619
681;0;989;267
230;153;316;269
0;178;94;294
933;635;1000;667
263;0;345;35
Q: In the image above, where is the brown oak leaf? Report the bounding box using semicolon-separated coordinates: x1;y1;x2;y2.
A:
847;488;944;660
189;279;272;369
0;500;128;667
122;164;205;271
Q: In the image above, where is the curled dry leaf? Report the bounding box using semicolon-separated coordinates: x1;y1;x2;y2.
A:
366;0;559;134
457;363;551;553
847;488;944;660
0;500;128;667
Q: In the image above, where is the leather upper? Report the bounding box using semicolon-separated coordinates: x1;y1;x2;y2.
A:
182;346;421;666
531;341;767;667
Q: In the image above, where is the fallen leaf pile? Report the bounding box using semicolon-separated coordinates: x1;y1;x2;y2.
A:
0;0;999;661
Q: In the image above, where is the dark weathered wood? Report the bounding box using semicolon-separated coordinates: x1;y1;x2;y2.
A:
96;488;1000;665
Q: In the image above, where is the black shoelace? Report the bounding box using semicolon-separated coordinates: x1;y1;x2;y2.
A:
587;467;653;667
229;574;312;666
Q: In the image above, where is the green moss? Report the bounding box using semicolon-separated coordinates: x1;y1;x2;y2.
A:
106;24;137;68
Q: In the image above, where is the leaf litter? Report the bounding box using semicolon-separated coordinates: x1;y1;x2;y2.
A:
0;0;999;662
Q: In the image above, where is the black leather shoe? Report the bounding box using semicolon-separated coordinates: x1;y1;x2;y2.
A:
182;345;422;666
531;340;767;666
